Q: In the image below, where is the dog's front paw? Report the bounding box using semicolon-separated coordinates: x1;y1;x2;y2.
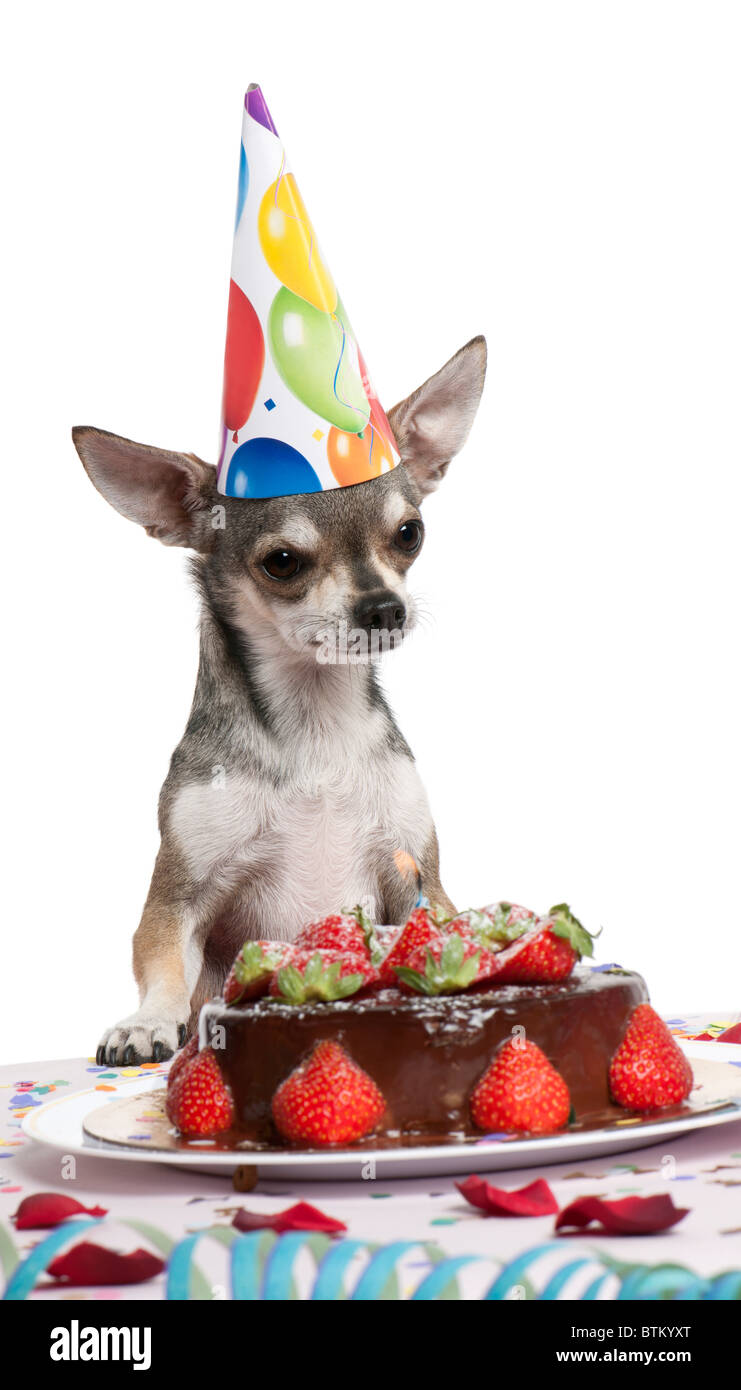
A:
96;1016;188;1066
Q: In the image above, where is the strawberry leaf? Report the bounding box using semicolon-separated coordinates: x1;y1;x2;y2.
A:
349;904;385;968
439;933;465;976
304;952;324;988
274;955;366;1004
482;903;530;945
274;965;306;1004
463;909;492;939
548;904;596;959
330;973;365;999
234;941;281;985
396;942;482;995
455;954;481;988
394;965;436;995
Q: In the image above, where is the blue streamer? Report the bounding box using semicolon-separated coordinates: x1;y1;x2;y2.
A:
166;1233;202;1302
351;1241;418;1301
679;1279;713;1301
540;1257;592;1301
312;1239;368;1301
707;1271;741;1300
7;1220;737;1302
411;1255;485;1301
618;1265;708;1301
706;1273;739;1301
231;1232;265;1301
485;1242;563;1301
582;1271;612;1301
263;1231;307;1301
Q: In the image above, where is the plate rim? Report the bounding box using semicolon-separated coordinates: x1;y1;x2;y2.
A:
21;1049;741;1172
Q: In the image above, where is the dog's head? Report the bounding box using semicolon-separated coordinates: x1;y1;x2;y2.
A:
72;337;486;664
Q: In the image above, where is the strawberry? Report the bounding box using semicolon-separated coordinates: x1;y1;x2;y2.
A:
294;905;381;966
445;907;497;946
482;901;539;939
271;947;377;1003
395;925;500;995
470;1039;572;1134
272;1039;386;1145
167;1033;198;1085
377;904;450;987
492;929;578;984
165;1045;234;1136
380;904;523;995
609;1004;693;1110
486;903;595;984
224;940;291;1005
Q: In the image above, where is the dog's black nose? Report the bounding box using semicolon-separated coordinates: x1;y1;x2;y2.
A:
354;592;407;634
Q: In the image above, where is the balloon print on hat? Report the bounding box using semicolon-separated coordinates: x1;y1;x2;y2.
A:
224;436;321;499
268;288;370;434
327;423;396;487
258;168;337;313
222;281;265;443
358;347;398;453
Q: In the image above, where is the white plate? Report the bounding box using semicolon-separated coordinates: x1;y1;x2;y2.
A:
22;1044;741;1180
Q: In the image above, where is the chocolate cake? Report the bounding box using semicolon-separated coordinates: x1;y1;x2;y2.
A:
197;965;649;1148
163;903;694;1148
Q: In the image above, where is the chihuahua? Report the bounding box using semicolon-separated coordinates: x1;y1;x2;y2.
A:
72;335;486;1063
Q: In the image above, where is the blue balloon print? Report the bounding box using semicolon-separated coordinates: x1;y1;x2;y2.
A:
235;142;248;228
224;437;322;499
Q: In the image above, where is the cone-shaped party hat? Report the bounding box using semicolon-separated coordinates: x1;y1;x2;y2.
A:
217;85;399;499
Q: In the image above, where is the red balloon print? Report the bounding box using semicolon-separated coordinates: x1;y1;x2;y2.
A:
222;280;265;441
358;348;398;453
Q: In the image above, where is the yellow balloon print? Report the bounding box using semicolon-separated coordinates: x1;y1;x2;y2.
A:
258;171;337;313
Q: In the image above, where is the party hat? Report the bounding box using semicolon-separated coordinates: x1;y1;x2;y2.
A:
217;85;400;499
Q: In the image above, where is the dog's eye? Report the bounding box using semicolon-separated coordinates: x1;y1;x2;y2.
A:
262;549;302;580
394;520;423;554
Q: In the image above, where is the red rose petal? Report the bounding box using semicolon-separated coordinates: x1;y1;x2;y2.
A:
46;1241;165;1286
718;1022;741;1044
555;1193;689;1235
13;1192;108;1229
456;1175;558;1217
232;1200;346;1234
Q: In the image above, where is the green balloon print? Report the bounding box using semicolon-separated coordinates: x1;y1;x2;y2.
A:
268;287;370;433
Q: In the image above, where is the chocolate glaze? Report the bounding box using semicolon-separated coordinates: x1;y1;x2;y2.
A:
198;966;648;1149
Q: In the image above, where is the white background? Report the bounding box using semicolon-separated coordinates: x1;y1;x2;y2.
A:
2;1;739;1062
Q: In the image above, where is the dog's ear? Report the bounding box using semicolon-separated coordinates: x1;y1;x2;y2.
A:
71;427;217;550
387;336;487;498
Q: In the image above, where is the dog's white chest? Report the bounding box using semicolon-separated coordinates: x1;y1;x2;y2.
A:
266;779;381;926
171;750;433;936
